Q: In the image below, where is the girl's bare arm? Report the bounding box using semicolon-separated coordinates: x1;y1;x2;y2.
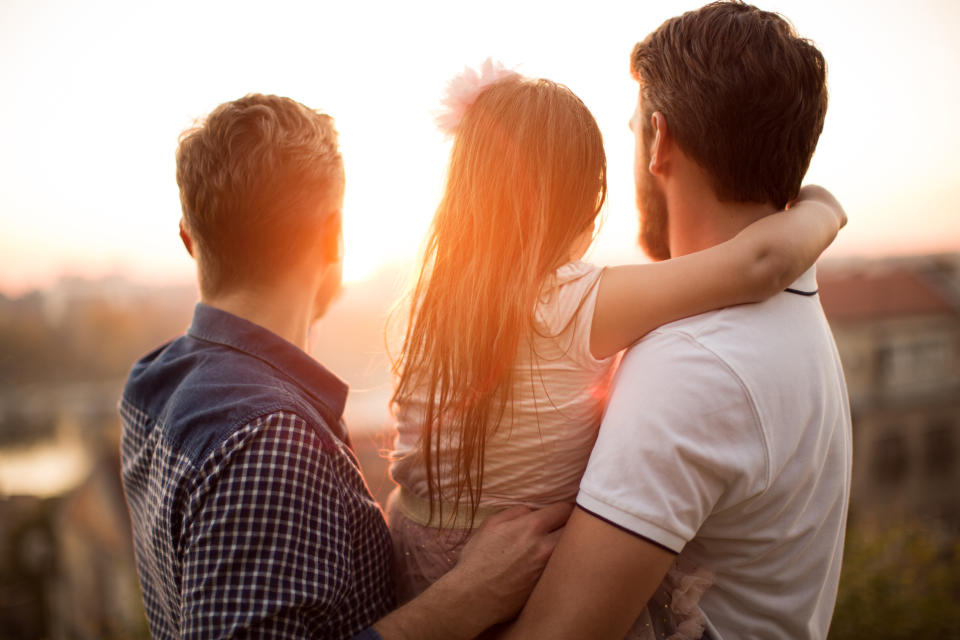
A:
590;185;846;360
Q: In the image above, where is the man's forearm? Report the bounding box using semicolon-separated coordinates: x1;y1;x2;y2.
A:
374;503;574;640
372;569;488;640
502;507;675;639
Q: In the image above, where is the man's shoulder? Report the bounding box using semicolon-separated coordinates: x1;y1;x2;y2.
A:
611;291;847;459
121;334;339;467
609;309;760;424
613;293;845;438
634;303;763;349
625;292;835;376
619;307;741;377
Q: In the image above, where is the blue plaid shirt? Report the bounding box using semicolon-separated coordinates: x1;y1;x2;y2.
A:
120;303;393;639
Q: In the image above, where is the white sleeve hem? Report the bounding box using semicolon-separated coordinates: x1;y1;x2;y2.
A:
577;490;687;553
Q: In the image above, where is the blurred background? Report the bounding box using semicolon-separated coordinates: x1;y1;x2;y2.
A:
1;0;958;638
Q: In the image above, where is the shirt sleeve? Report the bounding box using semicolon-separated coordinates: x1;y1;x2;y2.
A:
535;260;612;371
577;329;769;552
179;411;361;639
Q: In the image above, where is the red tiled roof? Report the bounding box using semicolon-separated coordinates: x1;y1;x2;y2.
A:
818;269;958;322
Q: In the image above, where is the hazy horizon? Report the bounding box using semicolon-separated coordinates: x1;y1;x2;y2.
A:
3;0;959;295
7;246;960;300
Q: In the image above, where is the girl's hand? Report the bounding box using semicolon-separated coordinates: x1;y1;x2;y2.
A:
790;185;847;230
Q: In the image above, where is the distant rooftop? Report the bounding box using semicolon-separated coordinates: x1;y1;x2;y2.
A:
819;258;960;322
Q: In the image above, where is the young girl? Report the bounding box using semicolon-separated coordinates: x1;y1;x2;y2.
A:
388;61;844;637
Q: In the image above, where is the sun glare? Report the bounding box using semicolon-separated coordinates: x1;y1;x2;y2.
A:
0;0;958;294
342;241;383;283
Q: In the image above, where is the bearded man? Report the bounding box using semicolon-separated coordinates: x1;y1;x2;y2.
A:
505;3;852;638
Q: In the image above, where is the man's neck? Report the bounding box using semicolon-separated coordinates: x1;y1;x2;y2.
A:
665;174;778;257
201;278;318;352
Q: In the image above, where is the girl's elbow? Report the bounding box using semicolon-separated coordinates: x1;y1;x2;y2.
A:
748;245;793;300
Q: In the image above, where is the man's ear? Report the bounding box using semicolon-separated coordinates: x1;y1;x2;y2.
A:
319;210;343;265
179;217;195;258
648;111;670;176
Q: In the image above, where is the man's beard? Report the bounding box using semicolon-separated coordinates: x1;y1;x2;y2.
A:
636;166;671;261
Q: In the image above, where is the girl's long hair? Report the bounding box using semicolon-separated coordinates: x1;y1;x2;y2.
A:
392;77;607;527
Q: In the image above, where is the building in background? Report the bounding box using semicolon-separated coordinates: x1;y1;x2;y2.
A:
820;254;960;529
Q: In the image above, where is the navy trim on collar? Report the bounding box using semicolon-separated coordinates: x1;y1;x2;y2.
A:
784;266;818;297
187;303;348;423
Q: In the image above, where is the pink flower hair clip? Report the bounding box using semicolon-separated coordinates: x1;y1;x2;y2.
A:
435;58;521;136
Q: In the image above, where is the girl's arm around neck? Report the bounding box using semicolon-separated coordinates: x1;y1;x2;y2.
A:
589;185;846;360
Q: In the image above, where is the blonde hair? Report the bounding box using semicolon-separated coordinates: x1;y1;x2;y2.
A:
393;77;607;526
176;93;344;295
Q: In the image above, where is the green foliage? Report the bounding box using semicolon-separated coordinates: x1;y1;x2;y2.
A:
831;519;960;639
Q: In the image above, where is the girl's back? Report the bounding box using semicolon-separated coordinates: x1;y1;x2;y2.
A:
391;261;612;515
388;66;609;556
390;260;616;603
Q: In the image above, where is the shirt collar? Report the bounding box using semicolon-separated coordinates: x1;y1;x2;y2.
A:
187;302;349;423
785;265;819;296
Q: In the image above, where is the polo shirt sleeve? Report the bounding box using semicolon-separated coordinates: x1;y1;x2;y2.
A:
577;330;769;553
179;411;363;639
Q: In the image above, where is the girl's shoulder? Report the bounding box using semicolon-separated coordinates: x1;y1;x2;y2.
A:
535;260;604;337
553;259;603;287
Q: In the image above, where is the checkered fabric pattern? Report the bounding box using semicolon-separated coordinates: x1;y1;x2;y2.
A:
120;403;393;639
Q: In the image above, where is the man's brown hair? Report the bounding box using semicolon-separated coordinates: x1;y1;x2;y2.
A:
176;94;344;295
632;0;827;209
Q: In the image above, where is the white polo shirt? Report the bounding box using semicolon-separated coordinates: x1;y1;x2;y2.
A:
578;267;852;640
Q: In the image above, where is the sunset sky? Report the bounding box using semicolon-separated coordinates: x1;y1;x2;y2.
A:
1;0;959;295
